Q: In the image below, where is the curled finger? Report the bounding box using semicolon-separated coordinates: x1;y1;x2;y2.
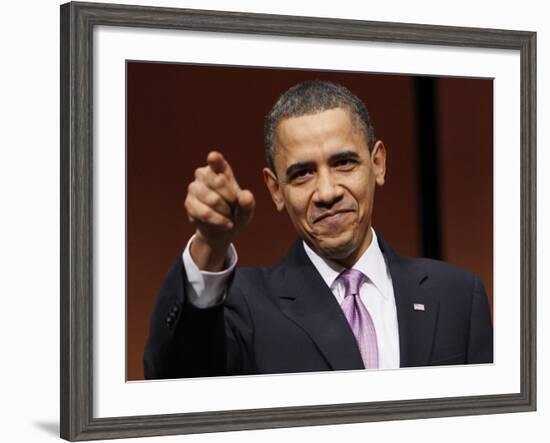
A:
184;194;234;230
187;180;233;218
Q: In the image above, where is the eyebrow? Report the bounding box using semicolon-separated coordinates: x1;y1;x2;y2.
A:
330;150;360;164
284;151;360;181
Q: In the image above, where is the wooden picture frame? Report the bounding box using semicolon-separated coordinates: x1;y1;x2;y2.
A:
60;1;536;440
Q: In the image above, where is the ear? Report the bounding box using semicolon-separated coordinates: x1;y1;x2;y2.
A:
263;167;286;211
371;140;387;187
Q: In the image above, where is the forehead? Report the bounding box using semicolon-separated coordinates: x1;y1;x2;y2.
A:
274;107;367;163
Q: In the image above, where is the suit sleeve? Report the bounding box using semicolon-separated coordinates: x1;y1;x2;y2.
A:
143;258;256;379
466;275;494;364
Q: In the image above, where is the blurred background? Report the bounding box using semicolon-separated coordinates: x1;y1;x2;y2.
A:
127;62;493;381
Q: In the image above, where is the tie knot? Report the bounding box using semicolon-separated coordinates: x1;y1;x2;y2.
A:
338;269;367;296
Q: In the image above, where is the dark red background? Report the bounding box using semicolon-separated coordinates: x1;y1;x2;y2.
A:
127;62;493;380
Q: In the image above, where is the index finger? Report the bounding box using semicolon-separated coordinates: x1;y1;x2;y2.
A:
207;151;229;175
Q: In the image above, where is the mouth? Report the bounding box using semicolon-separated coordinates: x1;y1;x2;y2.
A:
313;209;355;224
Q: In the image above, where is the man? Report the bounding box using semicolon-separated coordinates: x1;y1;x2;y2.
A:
143;80;493;379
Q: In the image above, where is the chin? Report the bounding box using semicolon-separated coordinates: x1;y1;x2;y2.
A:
315;236;357;263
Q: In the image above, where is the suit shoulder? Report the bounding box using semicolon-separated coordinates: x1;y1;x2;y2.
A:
379;235;480;286
228;259;288;307
233;265;268;286
233;249;290;284
402;255;482;289
414;256;476;276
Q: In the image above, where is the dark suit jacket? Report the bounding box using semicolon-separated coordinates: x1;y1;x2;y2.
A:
143;236;493;379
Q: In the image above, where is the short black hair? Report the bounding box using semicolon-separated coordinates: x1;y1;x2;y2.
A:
264;80;376;172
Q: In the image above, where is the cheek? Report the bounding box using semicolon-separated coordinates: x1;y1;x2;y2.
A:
357;188;375;218
284;191;311;222
351;176;375;204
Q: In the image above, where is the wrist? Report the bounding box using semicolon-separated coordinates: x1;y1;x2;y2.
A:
190;231;231;272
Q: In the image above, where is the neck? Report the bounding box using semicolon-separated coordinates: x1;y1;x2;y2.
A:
308;228;374;270
338;228;373;268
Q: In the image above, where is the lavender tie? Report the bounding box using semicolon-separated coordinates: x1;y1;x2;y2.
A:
339;269;379;369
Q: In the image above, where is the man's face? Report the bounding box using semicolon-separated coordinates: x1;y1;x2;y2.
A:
263;107;386;267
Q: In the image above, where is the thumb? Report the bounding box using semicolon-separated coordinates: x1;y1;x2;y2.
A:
234;189;255;226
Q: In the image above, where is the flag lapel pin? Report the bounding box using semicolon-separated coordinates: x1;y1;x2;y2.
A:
413;303;425;311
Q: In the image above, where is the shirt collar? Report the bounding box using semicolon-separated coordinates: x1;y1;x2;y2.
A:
302;228;389;297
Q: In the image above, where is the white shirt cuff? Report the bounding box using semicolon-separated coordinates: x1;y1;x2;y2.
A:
181;234;238;308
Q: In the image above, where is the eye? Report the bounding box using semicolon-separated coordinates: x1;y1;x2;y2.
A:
292;169;311;181
334;158;357;170
288;168;314;184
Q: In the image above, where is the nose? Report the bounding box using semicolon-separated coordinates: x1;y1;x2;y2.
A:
313;169;343;207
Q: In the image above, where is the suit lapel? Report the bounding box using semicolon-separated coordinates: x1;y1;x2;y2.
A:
275;241;364;371
378;236;440;367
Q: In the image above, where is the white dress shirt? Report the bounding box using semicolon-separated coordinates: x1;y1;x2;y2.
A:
182;228;400;369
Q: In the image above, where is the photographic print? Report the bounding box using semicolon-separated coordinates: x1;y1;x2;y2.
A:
127;62;494;381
